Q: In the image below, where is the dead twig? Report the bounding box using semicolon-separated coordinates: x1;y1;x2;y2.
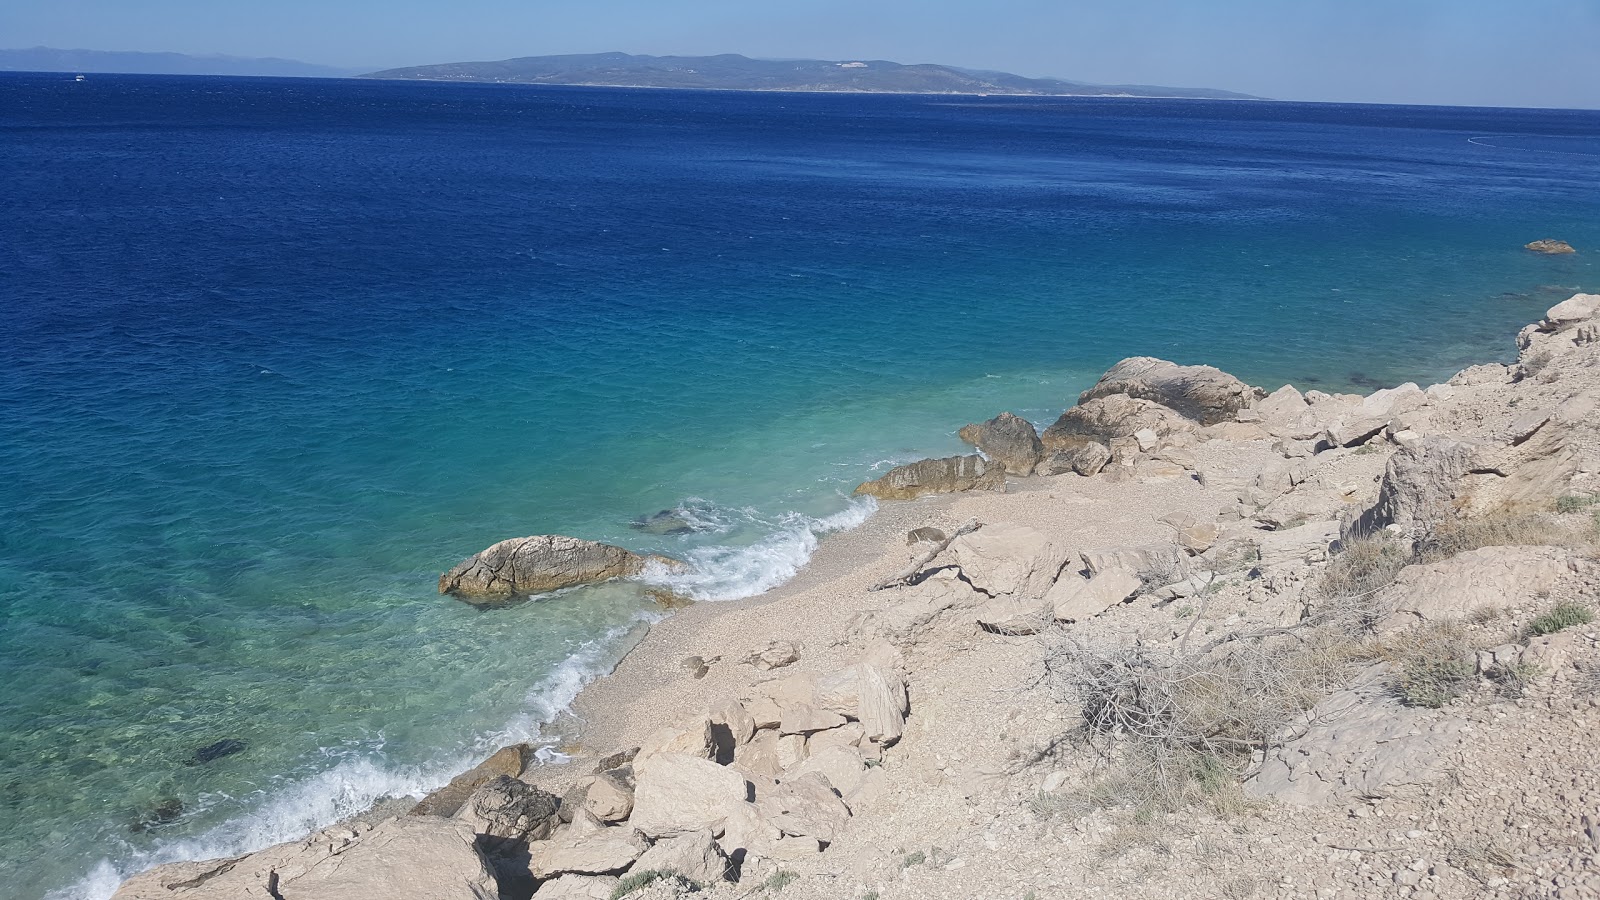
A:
868;519;981;591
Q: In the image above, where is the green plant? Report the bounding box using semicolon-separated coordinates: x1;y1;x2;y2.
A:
610;871;700;900
1312;534;1410;609
1391;622;1478;708
1526;602;1594;636
763;870;799;892
898;850;926;869
1173;604;1196;620
863;892;880;900
1485;661;1542;698
1555;494;1598;513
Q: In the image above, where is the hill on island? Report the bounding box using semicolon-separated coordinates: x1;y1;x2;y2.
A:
0;47;358;78
362;52;1261;100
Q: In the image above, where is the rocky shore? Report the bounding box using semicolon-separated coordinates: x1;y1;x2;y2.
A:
113;294;1600;900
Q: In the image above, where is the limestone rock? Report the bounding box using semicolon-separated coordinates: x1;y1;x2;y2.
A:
1047;568;1141;622
112;816;497;900
629;753;752;838
1256;520;1340;569
788;745;869;797
778;704;848;735
1247;667;1466;806
813;662;909;745
709;697;757;750
636;717;716;765
455;775;560;855
853;454;1005;501
744;640;801;670
583;772;635;823
1041;395;1197;456
759;772;851;843
1543;292;1600;329
1158;511;1219;554
957;411;1044;475
906;526;947;544
438;536;666;603
1378;546;1576;627
1345;436;1479;542
526;818;648;879
734;728;785;779
1078;357;1264;426
632;828;734;885
943;523;1073;598
413;743;532;817
776;733;808;769
1256;385;1322;440
1525;238;1576;254
1321;384;1428;449
533;874;621;900
976;596;1051;635
1034;440;1112;476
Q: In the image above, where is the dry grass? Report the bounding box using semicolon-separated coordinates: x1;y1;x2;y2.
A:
1415;511;1575;564
1311;534;1410;611
1383;620;1480;708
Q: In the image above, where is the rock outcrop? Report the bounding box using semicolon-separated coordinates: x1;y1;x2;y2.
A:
1077;356;1264;426
111;816;499;900
957;412;1044;475
1345;436;1479;543
1524;238;1576;254
413;743;534;817
853;454;1005;501
1041;394;1196;456
438;535;670;603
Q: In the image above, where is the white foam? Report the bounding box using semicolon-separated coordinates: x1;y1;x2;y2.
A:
639;496;876;602
54;619;653;900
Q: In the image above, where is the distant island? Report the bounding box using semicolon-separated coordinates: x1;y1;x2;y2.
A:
0;47;358;78
362;52;1261;100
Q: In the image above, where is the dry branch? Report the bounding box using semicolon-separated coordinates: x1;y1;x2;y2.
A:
868;519;981;591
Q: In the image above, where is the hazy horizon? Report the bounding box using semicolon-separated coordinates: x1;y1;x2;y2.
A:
4;0;1600;109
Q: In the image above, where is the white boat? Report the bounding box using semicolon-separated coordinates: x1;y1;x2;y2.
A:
75;74;85;82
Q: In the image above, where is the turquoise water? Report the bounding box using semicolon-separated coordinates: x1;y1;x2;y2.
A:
1;73;1598;898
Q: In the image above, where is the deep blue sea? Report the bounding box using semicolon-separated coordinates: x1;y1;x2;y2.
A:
2;72;1597;898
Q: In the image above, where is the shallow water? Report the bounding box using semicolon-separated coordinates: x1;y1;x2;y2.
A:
1;74;1597;898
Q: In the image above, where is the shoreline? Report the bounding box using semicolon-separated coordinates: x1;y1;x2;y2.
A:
105;292;1600;900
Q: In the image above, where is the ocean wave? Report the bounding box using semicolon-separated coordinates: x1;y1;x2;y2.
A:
55;617;654;900
638;496;876;602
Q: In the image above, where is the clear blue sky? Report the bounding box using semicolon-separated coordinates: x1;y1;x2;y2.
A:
6;0;1600;108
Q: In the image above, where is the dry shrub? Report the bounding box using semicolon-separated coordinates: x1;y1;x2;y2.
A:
1415;511;1575;564
1383;620;1479;708
1312;534;1410;610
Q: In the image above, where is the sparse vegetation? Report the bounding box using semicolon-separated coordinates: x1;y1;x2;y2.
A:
1485;661;1542;698
1389;620;1478;708
898;850;926;869
1415;512;1574;564
1311;533;1410;610
1527;601;1594;636
610;871;701;900
1449;839;1520;883
1555;493;1599;513
762;870;799;892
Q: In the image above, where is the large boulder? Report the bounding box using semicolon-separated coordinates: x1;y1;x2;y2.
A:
439;536;668;603
942;523;1073;598
1378;546;1578;628
632;828;733;884
812;663;909;746
455;775;561;855
1319;384;1428;449
629;753;752;838
526;812;648;879
757;772;852;843
957;412;1044;475
413;744;533;817
1078;357;1264;426
1345;436;1479;543
1525;239;1576;254
853;454;1004;501
1041;395;1196;456
112;816;498;900
1034;441;1112;477
1047;568;1141;622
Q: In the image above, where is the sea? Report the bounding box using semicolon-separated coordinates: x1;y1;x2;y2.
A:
2;72;1597;899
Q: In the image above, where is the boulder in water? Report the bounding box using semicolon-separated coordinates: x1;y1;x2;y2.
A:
185;739;246;767
957;411;1043;475
630;509;697;535
438;535;675;604
1525;239;1576;255
853;454;1005;501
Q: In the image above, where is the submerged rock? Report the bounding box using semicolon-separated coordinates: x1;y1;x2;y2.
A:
1525;238;1576;255
185;739;246;767
853;454;1005;501
630;509;697;535
438;535;675;603
957;411;1043;475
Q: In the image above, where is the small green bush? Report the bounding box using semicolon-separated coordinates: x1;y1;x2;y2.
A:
1526;602;1594;636
763;870;799;892
1556;494;1599;513
898;851;926;869
1391;621;1478;708
1485;661;1542;698
610;871;699;900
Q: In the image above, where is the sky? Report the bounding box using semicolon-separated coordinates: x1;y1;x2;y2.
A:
5;0;1600;108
